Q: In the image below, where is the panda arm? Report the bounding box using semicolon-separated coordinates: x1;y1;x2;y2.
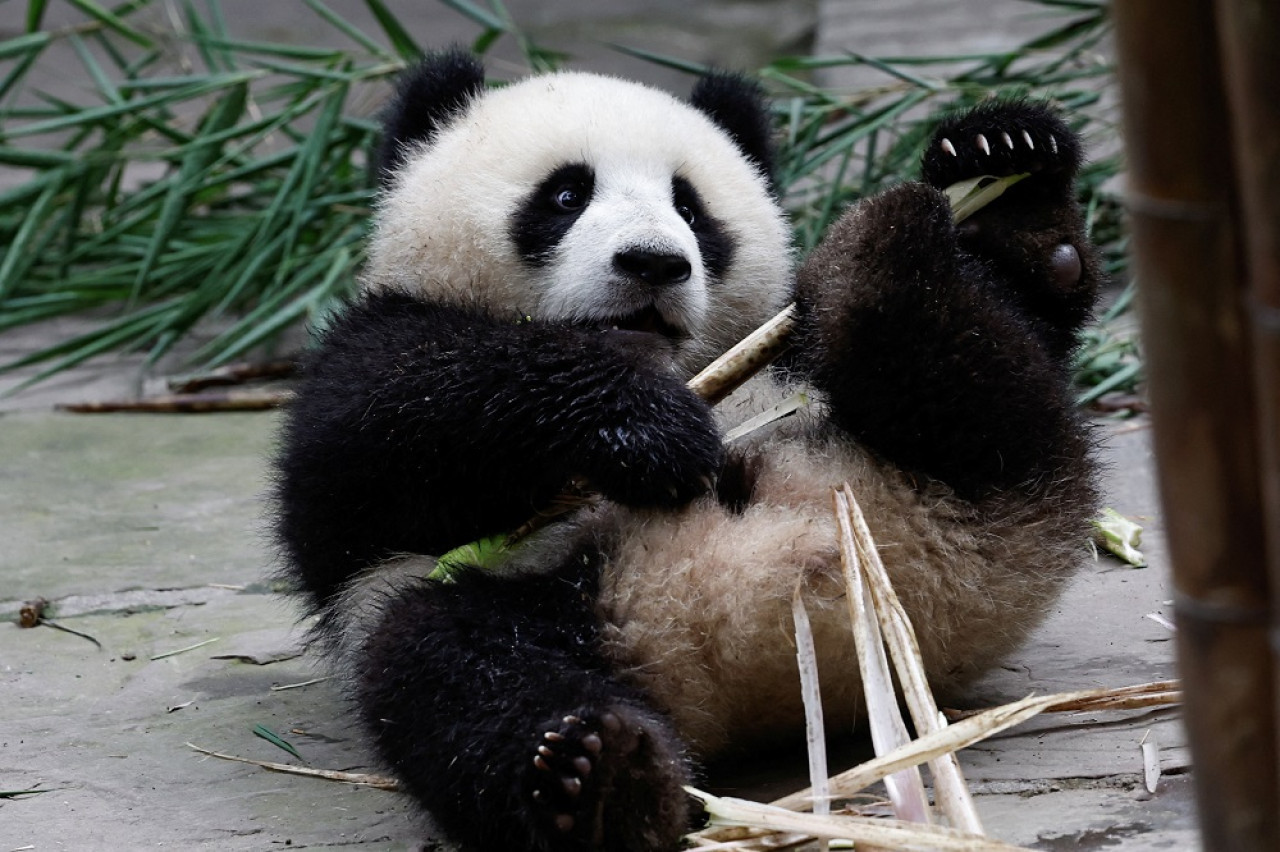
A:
793;103;1100;501
274;289;722;603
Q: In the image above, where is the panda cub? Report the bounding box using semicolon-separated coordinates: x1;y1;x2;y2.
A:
274;49;1100;852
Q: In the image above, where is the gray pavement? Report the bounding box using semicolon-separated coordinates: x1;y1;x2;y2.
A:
1;412;1195;849
1;2;1198;849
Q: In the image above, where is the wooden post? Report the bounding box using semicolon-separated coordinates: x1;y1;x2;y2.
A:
1213;0;1280;827
1112;0;1278;847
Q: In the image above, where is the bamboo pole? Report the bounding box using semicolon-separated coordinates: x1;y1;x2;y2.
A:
1112;1;1277;847
1213;0;1280;826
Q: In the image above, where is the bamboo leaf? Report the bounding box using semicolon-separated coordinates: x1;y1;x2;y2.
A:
26;0;50;32
252;724;304;761
63;0;154;48
362;0;422;59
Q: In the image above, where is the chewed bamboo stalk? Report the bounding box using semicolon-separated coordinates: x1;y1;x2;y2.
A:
687;304;797;404
834;486;931;824
836;483;982;833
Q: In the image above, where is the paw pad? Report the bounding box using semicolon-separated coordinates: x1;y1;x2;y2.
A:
528;711;638;838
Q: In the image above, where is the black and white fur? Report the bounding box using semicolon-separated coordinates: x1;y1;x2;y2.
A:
273;49;1101;852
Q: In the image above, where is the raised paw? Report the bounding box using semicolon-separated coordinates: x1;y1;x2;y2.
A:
921;100;1082;190
525;706;690;851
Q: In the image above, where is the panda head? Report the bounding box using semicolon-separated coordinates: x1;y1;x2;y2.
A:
364;50;793;375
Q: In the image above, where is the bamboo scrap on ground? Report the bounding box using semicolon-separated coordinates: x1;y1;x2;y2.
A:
186;742;400;790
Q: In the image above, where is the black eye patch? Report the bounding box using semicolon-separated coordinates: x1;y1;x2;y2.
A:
511;163;595;267
673;176;735;284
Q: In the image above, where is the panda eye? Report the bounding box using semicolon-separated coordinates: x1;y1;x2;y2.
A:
553;183;588;212
672;176;704;229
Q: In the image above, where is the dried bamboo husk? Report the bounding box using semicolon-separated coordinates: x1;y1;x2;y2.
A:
1112;0;1278;846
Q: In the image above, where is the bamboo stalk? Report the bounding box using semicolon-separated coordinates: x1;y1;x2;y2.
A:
1112;0;1277;846
1212;0;1280;823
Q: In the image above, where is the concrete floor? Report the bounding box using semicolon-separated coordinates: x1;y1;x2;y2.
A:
1;1;1199;849
0;410;1196;850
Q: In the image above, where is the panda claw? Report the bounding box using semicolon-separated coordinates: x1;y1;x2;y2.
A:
1022;129;1035;150
1001;131;1014;150
975;134;991;156
563;715;582;725
544;731;564;742
1048;134;1059;154
538;744;556;758
534;755;551;771
940;137;957;156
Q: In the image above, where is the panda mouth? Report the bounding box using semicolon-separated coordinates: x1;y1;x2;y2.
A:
599;306;686;341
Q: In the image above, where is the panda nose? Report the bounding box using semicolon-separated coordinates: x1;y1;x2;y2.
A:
614;249;692;287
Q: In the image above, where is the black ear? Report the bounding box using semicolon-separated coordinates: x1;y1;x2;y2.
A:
689;72;777;192
375;48;486;189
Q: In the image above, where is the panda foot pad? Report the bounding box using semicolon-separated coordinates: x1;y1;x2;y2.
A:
529;709;642;844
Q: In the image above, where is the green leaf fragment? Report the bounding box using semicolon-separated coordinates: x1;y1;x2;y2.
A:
431;534;512;582
944;173;1029;223
252;724;304;761
1092;507;1146;567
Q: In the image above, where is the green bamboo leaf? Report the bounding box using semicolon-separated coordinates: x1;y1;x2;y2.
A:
63;0;154;48
0;147;77;168
6;73;260;139
131;81;250;302
0;175;65;298
363;0;423;59
26;0;50;32
186;35;347;61
0;31;51;62
252;724;304;761
437;0;506;32
304;0;392;57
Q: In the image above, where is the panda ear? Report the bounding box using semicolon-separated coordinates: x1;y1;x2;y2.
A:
375;48;486;189
690;72;777;193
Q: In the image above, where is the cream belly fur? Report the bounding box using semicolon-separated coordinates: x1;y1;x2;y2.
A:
596;424;1084;756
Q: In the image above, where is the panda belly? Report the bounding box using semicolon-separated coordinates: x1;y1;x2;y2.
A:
594;434;1084;756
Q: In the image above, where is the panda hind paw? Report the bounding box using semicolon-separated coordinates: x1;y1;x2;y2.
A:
526;706;689;851
922;100;1082;190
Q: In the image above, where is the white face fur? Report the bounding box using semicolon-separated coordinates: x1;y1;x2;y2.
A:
363;71;794;375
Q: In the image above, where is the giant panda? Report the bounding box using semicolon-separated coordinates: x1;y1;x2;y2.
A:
273;48;1101;852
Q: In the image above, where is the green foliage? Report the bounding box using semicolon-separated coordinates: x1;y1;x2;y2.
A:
0;0;1127;399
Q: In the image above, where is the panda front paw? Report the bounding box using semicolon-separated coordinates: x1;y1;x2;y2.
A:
582;389;723;509
526;706;690;851
921;100;1082;190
